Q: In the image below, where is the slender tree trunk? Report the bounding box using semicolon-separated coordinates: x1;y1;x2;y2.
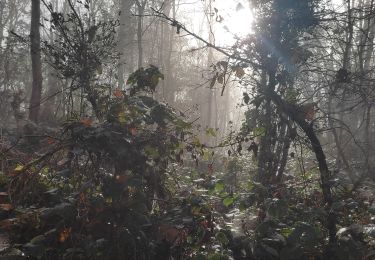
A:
118;0;134;88
136;1;145;68
29;0;43;123
269;89;337;246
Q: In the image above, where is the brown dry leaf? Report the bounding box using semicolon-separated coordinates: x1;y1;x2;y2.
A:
80;118;93;127
234;67;245;78
115;175;131;184
47;137;55;145
57;158;70;166
0;218;17;230
59;227;72;243
113;88;124;98
130;127;137;136
158;224;180;244
0;204;13;211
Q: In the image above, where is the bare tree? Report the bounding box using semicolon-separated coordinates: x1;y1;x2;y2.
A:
29;0;43;123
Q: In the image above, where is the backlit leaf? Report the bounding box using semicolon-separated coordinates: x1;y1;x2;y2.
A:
14;164;24;172
59;227;71;243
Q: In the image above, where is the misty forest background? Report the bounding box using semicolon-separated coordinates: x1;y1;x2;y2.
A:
0;0;375;259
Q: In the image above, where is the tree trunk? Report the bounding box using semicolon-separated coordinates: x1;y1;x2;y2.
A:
29;0;43;123
136;0;145;68
118;0;134;88
268;89;337;246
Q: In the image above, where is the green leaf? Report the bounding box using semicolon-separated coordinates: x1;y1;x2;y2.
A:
144;145;160;159
266;198;288;219
253;127;266;137
202;149;213;161
215;182;224;193
205;127;217;137
223;197;234;207
239;201;247;211
215;231;229;246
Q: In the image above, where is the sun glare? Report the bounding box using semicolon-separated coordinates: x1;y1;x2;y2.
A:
215;0;253;45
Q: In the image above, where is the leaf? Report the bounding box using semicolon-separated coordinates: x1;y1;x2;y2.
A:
203;150;212;161
239;201;247;211
217;74;224;84
57;158;70;166
223;197;234;207
193;137;201;146
0;218;17;230
47;137;55;144
234;66;245;78
14;164;24;172
217;61;228;69
216;231;229;246
118;111;126;123
96;64;103;74
113;88;124;98
144;145;160;159
243;92;250;104
236;3;245;11
205;128;217;137
30;235;46;245
215;182;224;193
253;127;266;137
130;127;137;136
80;118;93;127
59;227;71;243
0;204;13;211
210;75;217;88
265;198;288;219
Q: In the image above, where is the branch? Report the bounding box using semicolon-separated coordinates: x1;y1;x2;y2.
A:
151;7;261;70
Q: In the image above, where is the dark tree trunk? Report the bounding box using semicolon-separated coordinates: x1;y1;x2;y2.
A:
29;0;43;123
268;89;337;247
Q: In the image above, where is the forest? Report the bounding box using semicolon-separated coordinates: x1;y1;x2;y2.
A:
0;0;375;259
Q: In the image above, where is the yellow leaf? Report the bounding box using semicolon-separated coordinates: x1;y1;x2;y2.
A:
14;165;24;172
118;111;126;123
193;137;201;146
